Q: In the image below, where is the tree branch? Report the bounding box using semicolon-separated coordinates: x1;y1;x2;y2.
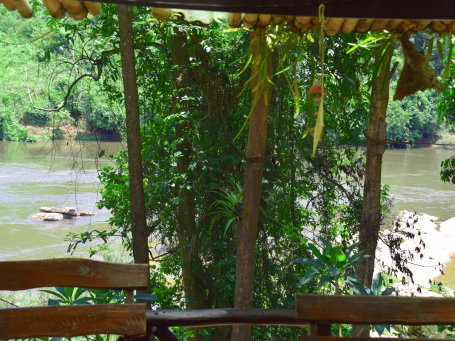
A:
27;57;102;112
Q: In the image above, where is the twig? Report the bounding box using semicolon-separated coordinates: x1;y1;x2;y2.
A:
0;298;19;307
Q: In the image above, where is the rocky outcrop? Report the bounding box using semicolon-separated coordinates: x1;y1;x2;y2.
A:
375;210;455;296
32;206;94;221
440;217;455;234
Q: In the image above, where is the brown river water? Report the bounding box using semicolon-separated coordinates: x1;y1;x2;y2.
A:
0;142;454;287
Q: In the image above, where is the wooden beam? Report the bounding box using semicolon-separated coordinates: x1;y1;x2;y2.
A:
299;337;451;341
0;304;146;339
296;295;455;325
146;308;298;327
83;0;455;20
0;258;149;290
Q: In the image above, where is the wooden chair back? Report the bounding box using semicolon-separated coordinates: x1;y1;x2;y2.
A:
296;294;455;341
0;258;149;339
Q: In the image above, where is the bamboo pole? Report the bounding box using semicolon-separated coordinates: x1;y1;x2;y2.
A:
231;30;273;341
356;46;393;287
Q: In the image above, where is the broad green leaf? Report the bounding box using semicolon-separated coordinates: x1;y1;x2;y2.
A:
319;274;331;287
345;242;360;257
381;287;394;296
299;268;319;285
47;299;61;306
349;282;369;295
328;267;340;278
308;243;323;260
296;257;324;268
374;324;387;335
333;245;347;263
372;273;383;296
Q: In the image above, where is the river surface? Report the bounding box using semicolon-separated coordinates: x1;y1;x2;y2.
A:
0;143;454;286
0;140;123;260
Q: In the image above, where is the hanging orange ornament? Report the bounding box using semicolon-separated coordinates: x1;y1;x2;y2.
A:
308;78;326;115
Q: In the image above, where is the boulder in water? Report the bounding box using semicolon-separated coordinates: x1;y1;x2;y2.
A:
32;212;64;221
33;206;95;221
40;206;79;216
440;217;455;234
79;210;95;216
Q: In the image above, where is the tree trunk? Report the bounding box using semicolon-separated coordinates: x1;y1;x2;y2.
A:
170;29;208;341
118;4;150;269
357;47;393;288
231;31;272;341
118;6;151;340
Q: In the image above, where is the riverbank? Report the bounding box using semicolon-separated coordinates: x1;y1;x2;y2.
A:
23;123;121;142
376;210;455;294
1;116;121;142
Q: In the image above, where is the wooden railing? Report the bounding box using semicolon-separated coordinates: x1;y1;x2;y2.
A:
0;259;149;339
2;259;455;340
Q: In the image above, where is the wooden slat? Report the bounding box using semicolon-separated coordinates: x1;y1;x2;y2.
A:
0;258;149;290
299;337;450;341
0;304;146;339
147;308;299;327
296;294;455;325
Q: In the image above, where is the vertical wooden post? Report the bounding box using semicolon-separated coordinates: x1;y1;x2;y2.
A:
231;30;272;341
299;323;331;341
310;323;331;337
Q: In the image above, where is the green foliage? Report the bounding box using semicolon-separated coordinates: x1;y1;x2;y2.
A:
21;111;50;126
437;324;455;338
84;17;368;340
349;273;394;336
208;183;243;237
440;155;455;183
0;7;122;141
0;113;29;141
296;239;368;293
387;91;441;144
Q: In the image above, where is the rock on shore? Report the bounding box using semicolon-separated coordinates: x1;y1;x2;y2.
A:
32;207;94;221
375;210;455;296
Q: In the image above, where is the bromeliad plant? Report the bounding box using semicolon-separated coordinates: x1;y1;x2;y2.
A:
350;272;395;335
41;286;156;306
296;238;369;294
297;239;395;336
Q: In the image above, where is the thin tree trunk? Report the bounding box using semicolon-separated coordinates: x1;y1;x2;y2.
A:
231;31;272;341
118;4;150;269
118;6;151;340
357;47;393;288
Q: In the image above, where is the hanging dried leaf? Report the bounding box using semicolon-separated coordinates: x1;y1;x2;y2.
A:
393;34;443;101
312;95;324;157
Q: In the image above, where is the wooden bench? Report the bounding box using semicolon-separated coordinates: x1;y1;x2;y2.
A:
0;258;149;340
296;294;455;341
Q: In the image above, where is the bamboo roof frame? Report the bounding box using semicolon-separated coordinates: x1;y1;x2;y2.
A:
2;0;454;34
